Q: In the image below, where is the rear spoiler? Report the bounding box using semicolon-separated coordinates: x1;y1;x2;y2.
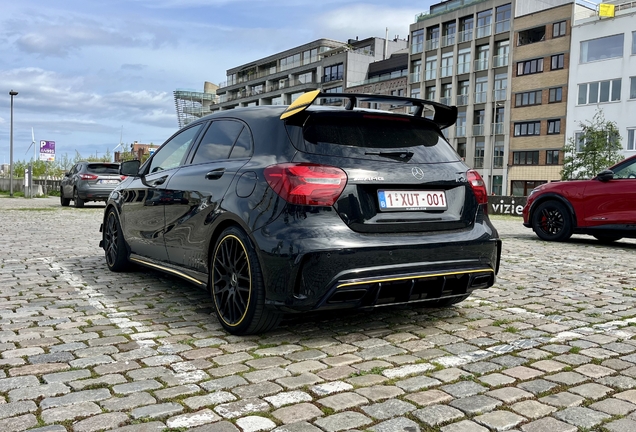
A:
280;89;458;130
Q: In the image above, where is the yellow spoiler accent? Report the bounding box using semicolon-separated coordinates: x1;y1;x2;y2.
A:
280;90;321;119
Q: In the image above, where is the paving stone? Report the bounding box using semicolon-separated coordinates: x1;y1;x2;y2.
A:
0;375;40;391
599;375;636;390
200;375;248;391
406;389;453;407
615;389;636;404
479;373;516;387
313;411;372;432
318;392;368;411
355;385;404;402
276;373;322;389
0;413;38;432
8;383;70;401
113;379;163;395
545;371;588;385
568;382;612;400
131;402;184;419
154;383;201;401
183;391;237;410
440;381;487;398
412;404;465;426
553;406;611;429
440;420;489;432
368;417;420;432
272;422;323;432
234;415;276;432
474;410;526;431
214;398;270;419
510;400;557;419
382;363;435;378
361;399;416;419
590;398;636;415
100;392;157;411
604;418;636;432
165;408;221;429
107;421;167;432
450;395;502;415
271;403;323;424
40;388;111;409
264;391;313;408
0;400;37;419
40;401;102;423
517;379;559;396
73;412;129;432
310;381;353;396
538;391;585;408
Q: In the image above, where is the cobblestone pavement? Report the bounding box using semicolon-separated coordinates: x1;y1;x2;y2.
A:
1;196;636;432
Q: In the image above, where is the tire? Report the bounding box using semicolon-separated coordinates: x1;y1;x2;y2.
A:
210;226;281;335
531;200;573;242
593;235;622;244
103;209;130;272
430;294;471;307
60;188;70;207
73;188;85;208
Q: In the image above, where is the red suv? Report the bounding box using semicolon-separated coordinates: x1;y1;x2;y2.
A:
523;155;636;242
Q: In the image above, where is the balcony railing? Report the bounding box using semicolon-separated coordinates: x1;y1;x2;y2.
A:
473;124;485;135
493;54;509;68
495;19;510;34
440;65;453;77
473;157;484;168
455;125;466;137
475;91;487;103
476;24;492;39
425;38;439;51
456;94;469;106
322;73;343;83
494;89;507;101
441;34;456;47
409;72;421;84
493;156;504;168
492;122;505;135
458;29;473;43
440;96;452;105
424;69;437;80
456;61;470;75
411;43;423;54
475;58;489;71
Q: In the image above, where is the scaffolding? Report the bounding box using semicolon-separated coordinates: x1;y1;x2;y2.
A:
174;83;219;128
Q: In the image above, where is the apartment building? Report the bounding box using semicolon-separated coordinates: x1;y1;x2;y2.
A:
210;37;408;112
409;0;577;195
508;3;586;196
566;1;636;162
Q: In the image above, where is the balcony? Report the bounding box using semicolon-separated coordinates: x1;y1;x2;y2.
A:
458;29;473;43
474;91;487;104
456;94;469;106
493;156;504;168
473;157;484;168
322;73;343;83
456;61;470;75
440;96;452;105
425;38;439;51
493;54;509;68
441;34;456;47
475;58;489;71
440;65;453;78
492;122;505;135
424;69;437;81
409;71;421;84
476;24;492;39
411;43;423;54
455;125;466;137
494;89;506;101
473;124;485;135
495;19;510;34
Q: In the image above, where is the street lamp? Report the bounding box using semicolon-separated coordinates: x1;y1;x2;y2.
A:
9;90;18;197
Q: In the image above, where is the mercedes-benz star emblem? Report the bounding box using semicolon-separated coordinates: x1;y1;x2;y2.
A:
411;167;424;180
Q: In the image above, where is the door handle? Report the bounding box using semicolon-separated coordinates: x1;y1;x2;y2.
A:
206;168;225;180
149;176;167;186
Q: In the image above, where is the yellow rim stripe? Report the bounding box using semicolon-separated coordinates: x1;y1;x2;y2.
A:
130;257;205;286
280;90;321;119
337;268;493;289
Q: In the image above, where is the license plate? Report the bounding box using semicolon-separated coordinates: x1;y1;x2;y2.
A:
99;180;119;184
378;190;447;211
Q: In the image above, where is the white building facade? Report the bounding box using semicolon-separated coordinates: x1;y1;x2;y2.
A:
566;4;636;159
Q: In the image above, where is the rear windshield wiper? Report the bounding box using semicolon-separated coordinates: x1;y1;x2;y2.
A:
364;151;414;161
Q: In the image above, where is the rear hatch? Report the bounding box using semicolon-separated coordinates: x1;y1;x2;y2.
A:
84;163;121;188
285;111;478;234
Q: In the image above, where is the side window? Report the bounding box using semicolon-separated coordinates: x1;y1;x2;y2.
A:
613;158;636;179
230;127;253;159
192;120;244;164
149;124;202;173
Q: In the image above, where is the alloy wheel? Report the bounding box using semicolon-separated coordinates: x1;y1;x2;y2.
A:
104;213;119;268
212;235;251;326
538;206;565;236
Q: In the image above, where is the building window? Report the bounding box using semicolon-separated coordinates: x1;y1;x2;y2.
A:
476;10;492;38
578;79;621;104
551;54;564;70
547;119;561;135
323;63;343;82
518;26;545;46
512;180;546;196
457;142;466;159
475;76;488;104
513;151;540;165
549;87;562;103
426;86;436;101
517;58;543;76
493;143;504;168
457;80;470;105
633;31;636;55
495;4;511;34
474;140;485;168
475;45;489;71
630;77;636;99
442;20;456;46
411;29;424;54
515;90;542;107
553;21;566;38
581;34;624;63
575;132;587;152
411;87;421;99
492;175;503;195
457;47;471;74
459;16;474;42
424;56;437;80
628;129;635;151
514;121;541;136
546;150;560;165
426;25;440;50
441;51;454;77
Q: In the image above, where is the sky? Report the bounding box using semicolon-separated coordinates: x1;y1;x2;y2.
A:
0;0;430;167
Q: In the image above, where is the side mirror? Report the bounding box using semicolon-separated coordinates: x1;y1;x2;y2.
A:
120;160;141;177
596;169;614;182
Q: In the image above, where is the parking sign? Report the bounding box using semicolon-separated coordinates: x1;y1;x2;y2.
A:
40;140;56;161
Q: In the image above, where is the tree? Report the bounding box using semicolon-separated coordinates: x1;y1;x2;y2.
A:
561;109;623;180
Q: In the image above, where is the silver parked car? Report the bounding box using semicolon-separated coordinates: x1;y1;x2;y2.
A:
60;162;122;208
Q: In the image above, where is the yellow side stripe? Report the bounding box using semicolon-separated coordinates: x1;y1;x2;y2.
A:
130;257;205;286
337;268;493;289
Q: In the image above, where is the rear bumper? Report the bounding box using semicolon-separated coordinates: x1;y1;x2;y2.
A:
77;185;116;201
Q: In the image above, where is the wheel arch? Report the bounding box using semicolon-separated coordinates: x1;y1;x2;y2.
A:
529;193;578;228
103;204;130;255
205;215;258;281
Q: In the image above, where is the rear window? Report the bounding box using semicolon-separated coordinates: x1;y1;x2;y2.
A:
287;112;459;163
87;164;120;174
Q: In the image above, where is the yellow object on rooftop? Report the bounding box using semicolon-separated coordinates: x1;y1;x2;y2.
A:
599;3;615;17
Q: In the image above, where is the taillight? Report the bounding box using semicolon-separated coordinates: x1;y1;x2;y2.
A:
120;175;127;180
264;163;347;206
80;174;98;180
467;170;488;206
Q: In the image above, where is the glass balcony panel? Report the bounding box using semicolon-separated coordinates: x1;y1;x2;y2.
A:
494;89;506;101
455;125;466;136
440;96;452;105
475;58;489;71
441;34;456;47
473;124;485;135
456;94;469;105
425;39;439;50
474;157;484;168
493;156;504;168
492;123;504;135
493;54;509;67
424;69;437;80
456;62;470;74
440;65;453;78
409;72;421;83
476;24;492;39
474;91;487;104
459;29;473;43
495;19;510;34
411;43;423;54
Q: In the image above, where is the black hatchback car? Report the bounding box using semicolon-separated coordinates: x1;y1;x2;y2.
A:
100;91;501;335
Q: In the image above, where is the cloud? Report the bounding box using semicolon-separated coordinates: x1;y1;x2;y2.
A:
121;64;148;70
